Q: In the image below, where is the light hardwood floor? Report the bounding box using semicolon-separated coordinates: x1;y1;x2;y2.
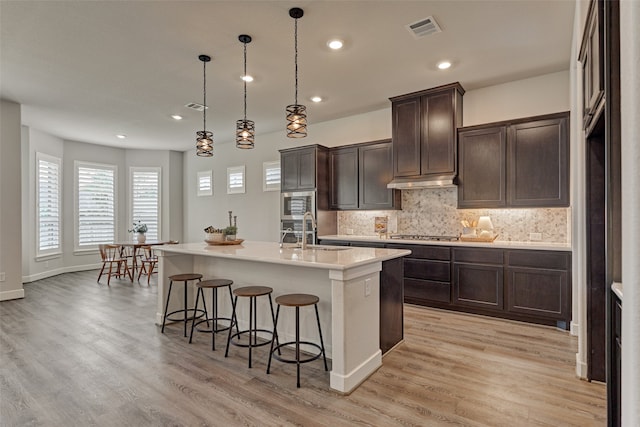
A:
0;271;606;426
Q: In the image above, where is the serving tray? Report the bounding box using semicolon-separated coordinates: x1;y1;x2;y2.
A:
459;234;498;243
205;239;244;246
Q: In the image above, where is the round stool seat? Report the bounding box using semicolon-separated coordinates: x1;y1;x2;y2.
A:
198;279;233;289
276;293;319;307
233;286;273;297
169;273;203;281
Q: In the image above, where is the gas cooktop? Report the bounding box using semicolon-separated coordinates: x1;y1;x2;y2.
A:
389;234;460;242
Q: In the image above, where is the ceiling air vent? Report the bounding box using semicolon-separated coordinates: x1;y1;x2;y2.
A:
405;16;442;38
185;102;206;112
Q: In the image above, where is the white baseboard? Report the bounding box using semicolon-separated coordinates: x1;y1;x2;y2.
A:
330;349;382;394
22;263;101;283
570;321;579;337
0;288;25;301
575;352;588;379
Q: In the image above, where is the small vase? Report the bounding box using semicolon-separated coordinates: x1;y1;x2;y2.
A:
226;234;236;241
136;233;146;243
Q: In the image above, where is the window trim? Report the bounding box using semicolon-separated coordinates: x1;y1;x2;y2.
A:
263;160;281;192
36;152;63;258
74;161;118;251
227;165;246;194
197;170;213;196
129;166;161;241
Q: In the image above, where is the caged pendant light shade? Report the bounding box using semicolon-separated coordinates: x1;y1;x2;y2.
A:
236;34;255;149
196;54;214;157
286;7;307;138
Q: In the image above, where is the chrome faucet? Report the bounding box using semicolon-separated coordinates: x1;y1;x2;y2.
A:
302;211;316;250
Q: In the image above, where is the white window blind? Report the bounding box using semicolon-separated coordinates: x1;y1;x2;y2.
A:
263;161;281;191
76;162;116;248
131;167;160;240
227;165;245;194
37;153;62;256
197;170;213;196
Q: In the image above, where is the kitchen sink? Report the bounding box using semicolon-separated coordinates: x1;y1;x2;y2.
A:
295;245;350;251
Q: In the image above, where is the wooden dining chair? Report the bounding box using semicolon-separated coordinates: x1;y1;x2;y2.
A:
97;244;131;286
137;245;158;285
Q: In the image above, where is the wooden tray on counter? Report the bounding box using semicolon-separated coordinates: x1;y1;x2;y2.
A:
205;239;244;246
459;234;498;243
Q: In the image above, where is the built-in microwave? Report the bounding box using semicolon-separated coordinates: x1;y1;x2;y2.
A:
281;191;316;219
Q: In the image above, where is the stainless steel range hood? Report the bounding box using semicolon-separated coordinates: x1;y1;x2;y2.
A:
386;174;457;189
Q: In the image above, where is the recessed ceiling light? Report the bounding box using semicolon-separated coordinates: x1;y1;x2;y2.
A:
242;75;254;82
437;61;452;70
310;96;322;103
116;134;127;139
171;115;183;120
327;39;343;50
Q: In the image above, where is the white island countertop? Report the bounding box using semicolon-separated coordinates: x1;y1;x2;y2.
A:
319;235;571;252
154;240;411;270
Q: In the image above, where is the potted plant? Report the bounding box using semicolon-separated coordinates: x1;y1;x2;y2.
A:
223;226;238;241
129;221;148;243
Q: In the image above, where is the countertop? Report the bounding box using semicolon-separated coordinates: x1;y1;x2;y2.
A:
318;235;572;252
155;240;411;270
612;282;623;300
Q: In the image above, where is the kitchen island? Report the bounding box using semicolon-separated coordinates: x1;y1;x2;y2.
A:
154;241;410;393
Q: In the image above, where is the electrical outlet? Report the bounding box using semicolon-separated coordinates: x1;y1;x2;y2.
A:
529;232;542;241
364;278;372;297
0;272;5;282
346;228;354;235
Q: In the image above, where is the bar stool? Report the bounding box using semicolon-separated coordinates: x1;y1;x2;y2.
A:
161;273;206;337
189;278;234;350
225;286;279;368
267;293;328;388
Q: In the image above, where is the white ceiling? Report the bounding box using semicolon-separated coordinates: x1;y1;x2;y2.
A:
1;1;575;152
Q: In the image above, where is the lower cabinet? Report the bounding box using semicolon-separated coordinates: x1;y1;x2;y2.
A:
452;248;504;310
319;240;572;330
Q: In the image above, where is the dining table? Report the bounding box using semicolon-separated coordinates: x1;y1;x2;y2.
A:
112;240;170;281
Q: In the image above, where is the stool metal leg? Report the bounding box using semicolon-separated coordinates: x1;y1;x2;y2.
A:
248;296;254;368
188;287;203;343
315;303;328;371
182;281;188;337
268;295;281;355
296;306;301;388
266;304;281;374
161;280;174;334
225;295;238;357
211;288;217;350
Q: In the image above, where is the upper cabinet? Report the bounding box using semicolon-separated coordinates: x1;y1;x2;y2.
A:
390;83;464;179
280;145;329;192
458;112;570;208
329;140;401;210
579;0;604;135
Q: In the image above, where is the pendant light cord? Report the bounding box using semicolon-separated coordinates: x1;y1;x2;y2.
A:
294;17;299;105
202;59;207;131
243;42;247;120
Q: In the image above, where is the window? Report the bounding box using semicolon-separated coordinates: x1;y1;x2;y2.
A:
197;170;213;196
263;161;281;192
227;165;245;194
75;161;117;250
130;167;160;240
36;153;62;257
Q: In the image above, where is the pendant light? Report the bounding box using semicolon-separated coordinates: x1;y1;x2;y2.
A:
286;7;307;138
236;35;255;149
195;54;213;157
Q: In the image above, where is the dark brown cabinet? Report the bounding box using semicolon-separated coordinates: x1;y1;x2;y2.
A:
453;248;504;310
390;83;464;179
458;112;569;208
579;0;604;134
329;140;400;210
280;145;327;192
387;244;451;305
505;250;570;326
457;126;507;208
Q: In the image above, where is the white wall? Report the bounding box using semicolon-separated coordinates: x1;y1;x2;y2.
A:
620;0;640;422
463;71;570;126
0;100;24;301
19;127;184;283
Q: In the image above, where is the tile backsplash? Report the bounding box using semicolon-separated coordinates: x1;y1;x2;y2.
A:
336;188;570;243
